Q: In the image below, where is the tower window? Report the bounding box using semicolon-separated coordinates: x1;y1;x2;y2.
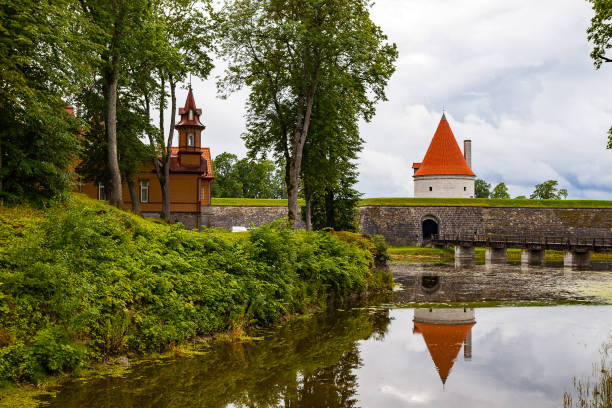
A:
98;183;107;201
429;186;433;191
188;109;194;121
140;180;149;203
464;186;467;191
187;133;194;147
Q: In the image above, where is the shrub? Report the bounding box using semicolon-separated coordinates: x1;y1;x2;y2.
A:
0;195;390;384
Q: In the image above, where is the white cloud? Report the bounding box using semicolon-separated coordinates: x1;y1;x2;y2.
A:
184;0;612;199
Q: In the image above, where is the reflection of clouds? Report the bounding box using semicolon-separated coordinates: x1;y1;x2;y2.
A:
357;307;612;408
380;385;431;403
403;339;427;352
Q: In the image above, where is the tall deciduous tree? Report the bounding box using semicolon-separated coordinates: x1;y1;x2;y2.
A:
490;182;510;199
474;179;491;198
79;0;152;207
138;0;214;222
530;180;568;200
586;0;612;147
0;0;96;203
218;0;397;224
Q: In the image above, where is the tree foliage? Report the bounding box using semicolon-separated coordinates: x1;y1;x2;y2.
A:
474;179;491;198
586;0;612;148
530;180;568;200
491;182;510;199
0;0;96;204
217;0;397;223
212;152;285;199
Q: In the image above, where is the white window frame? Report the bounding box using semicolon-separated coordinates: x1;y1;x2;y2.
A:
140;180;149;203
98;182;106;201
187;133;195;147
188;109;194;121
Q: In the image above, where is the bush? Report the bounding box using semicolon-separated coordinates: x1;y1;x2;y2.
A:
0;195;390;384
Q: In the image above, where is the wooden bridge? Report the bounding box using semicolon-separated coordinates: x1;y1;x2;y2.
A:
430;233;612;267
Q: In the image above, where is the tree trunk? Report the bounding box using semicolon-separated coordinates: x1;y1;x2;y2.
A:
161;78;177;222
105;59;122;207
127;175;140;215
0;137;3;196
304;187;312;230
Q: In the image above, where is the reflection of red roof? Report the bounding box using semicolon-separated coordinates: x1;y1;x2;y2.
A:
177;89;205;128
168;147;214;178
413;322;474;384
414;114;475;177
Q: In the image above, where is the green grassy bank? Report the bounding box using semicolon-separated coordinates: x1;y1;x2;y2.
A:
0;195;390;387
388;246;612;263
211;197;612;208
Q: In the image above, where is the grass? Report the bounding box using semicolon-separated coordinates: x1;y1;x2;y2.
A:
211;198;305;206
210;197;612;208
387;246;612;263
359;197;612;208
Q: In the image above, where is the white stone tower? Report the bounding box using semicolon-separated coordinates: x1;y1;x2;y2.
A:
413;114;475;198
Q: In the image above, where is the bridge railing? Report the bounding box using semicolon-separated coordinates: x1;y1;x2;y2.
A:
430;233;612;251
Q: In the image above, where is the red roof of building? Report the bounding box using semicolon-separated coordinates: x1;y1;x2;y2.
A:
413;114;475;177
413;322;475;384
169;147;214;178
177;88;205;128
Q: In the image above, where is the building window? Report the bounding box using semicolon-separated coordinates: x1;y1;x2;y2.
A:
187;133;194;147
188;109;194;121
98;183;107;201
464;186;467;191
140;180;149;203
429;186;433;191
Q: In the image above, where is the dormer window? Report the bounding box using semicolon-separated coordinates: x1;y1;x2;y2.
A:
187;133;195;147
188;109;194;121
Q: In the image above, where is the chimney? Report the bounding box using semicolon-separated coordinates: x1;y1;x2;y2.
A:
464;140;472;169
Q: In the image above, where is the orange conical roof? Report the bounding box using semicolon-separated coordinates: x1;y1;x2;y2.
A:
413;114;475;177
413;322;474;384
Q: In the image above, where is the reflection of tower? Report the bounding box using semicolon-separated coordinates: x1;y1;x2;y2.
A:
413;308;476;385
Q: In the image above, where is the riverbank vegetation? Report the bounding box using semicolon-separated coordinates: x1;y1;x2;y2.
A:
0;195;391;387
388;246;612;263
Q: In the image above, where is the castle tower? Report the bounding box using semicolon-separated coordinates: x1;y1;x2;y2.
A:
412;114;475;198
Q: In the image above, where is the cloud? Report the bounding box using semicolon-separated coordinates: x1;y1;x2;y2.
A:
184;0;612;199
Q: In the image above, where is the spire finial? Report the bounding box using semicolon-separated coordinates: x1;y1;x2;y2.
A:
441;106;447;121
189;73;192;90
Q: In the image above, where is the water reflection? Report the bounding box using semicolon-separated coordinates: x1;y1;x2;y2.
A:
413;308;475;385
42;308;391;408
40;262;612;408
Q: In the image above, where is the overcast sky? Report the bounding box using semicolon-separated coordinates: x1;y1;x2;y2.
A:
176;0;612;199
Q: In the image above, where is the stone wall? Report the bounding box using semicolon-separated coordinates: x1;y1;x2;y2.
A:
358;205;612;246
200;206;305;230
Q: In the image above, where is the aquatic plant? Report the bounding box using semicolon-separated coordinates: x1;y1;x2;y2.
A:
563;337;612;408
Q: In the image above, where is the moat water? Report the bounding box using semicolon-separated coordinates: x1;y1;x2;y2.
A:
40;262;612;408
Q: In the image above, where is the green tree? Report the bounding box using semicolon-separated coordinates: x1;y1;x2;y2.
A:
514;195;527;199
474;179;491;198
491;182;510;199
217;0;397;224
530;180;568;199
586;0;612;147
212;153;286;199
0;0;96;204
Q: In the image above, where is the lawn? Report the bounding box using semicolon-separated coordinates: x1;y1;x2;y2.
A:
210;197;612;208
359;197;612;208
211;198;305;206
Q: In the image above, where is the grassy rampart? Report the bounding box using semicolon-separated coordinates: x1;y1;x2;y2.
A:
0;195;390;386
210;197;612;208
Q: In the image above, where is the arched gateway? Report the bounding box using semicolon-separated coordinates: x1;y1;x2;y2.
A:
422;218;439;241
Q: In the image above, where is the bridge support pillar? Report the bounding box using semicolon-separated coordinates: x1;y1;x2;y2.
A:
455;245;475;267
485;247;507;264
564;251;590;268
521;249;545;266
